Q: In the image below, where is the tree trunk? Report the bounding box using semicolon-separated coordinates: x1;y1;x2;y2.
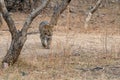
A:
0;0;50;68
2;31;26;66
50;0;71;26
0;13;2;27
84;0;102;29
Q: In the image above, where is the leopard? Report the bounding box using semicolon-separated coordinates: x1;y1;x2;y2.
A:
39;21;53;49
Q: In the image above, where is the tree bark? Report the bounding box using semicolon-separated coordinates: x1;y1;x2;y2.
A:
0;13;2;28
84;0;103;29
0;0;50;68
29;0;34;11
50;0;71;26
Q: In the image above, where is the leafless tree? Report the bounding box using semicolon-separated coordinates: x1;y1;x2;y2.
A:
0;0;71;68
0;0;50;68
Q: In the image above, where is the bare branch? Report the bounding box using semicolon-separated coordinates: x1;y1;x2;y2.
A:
50;0;71;26
0;0;17;37
90;0;103;14
84;0;103;29
21;0;50;36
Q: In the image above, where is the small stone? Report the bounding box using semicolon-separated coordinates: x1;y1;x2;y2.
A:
21;71;27;76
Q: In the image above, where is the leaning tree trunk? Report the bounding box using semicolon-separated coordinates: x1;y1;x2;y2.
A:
0;0;50;68
84;0;103;29
0;13;2;27
45;0;71;50
50;0;71;26
2;32;26;66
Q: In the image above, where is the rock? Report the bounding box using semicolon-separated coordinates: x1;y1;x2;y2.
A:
20;71;28;76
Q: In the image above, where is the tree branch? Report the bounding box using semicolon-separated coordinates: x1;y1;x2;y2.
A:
84;0;102;29
21;0;50;36
0;0;17;37
90;0;103;14
50;0;71;26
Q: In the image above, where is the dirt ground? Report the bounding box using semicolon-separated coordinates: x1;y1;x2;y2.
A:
0;3;120;80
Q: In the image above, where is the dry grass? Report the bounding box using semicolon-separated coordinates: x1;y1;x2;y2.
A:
0;32;120;80
0;50;120;80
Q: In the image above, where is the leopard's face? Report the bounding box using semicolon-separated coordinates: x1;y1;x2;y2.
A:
43;25;53;36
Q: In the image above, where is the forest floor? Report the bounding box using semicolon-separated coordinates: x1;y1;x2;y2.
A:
0;3;120;80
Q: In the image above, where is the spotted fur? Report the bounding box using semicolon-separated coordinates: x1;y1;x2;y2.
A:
39;21;53;49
